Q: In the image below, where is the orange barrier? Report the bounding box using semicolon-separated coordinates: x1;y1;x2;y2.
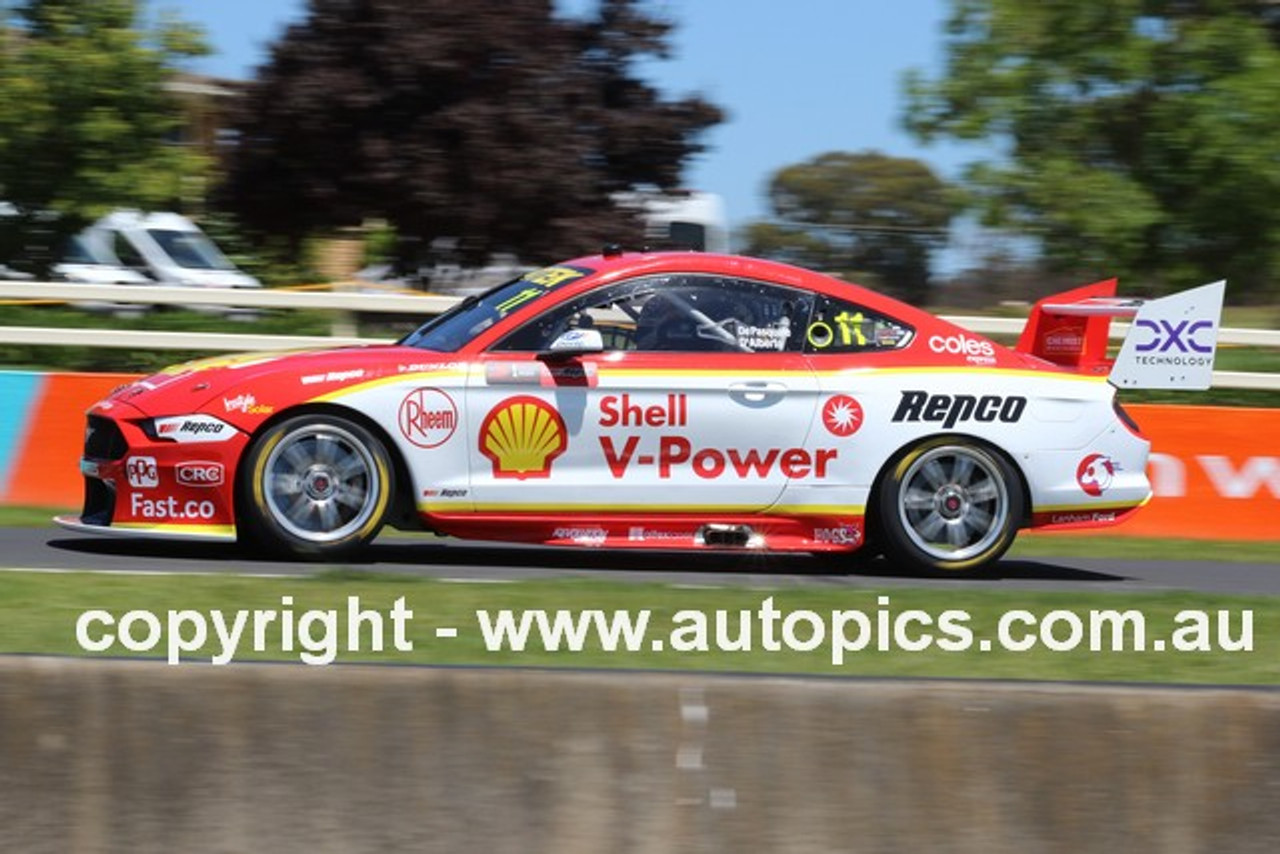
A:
1;373;1276;541
1118;404;1280;541
0;372;140;507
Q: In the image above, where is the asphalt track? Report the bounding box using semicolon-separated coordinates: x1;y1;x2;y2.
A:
2;526;1277;595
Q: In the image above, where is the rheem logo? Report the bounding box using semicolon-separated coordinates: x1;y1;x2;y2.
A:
398;387;458;449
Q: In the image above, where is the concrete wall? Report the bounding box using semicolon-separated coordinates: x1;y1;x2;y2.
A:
2;657;1278;853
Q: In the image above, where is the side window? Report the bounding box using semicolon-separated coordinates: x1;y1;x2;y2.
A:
113;234;148;270
803;295;914;354
492;275;814;354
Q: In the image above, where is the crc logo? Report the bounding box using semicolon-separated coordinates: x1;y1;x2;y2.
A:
928;333;995;359
125;456;159;489
175;461;225;488
479;395;566;479
1077;453;1119;497
398;387;458;449
892;391;1027;430
1133;319;1214;353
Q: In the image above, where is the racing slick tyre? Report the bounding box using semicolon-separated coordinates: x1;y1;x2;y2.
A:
239;413;393;559
877;438;1023;574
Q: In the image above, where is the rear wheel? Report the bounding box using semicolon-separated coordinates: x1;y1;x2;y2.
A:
239;414;392;559
877;439;1022;574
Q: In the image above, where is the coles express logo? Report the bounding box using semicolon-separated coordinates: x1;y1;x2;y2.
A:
928;333;995;360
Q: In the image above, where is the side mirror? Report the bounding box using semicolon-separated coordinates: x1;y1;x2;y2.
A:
540;328;604;359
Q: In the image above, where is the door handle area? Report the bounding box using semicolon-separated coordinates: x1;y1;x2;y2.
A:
728;381;788;407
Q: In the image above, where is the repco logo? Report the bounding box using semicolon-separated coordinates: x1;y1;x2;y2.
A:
892;390;1027;430
928;333;995;359
175;461;224;488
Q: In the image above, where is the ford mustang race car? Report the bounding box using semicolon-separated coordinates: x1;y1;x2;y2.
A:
56;250;1224;572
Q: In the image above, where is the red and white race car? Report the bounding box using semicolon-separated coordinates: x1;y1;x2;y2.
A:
57;250;1224;572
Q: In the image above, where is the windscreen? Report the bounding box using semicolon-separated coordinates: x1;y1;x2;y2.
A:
147;229;237;271
399;264;595;352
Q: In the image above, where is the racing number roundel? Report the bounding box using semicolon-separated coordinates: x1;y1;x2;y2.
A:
480;395;567;479
821;395;863;437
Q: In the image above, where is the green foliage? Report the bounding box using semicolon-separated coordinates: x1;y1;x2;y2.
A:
196;211;323;287
0;0;210;272
905;0;1280;299
217;0;723;269
741;151;957;303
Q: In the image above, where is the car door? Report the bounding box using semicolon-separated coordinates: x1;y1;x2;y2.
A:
799;292;919;495
464;274;821;514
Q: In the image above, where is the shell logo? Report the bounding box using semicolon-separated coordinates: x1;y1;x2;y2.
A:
479;395;567;479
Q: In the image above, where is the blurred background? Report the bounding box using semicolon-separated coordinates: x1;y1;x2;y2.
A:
2;0;1280;390
3;0;1278;303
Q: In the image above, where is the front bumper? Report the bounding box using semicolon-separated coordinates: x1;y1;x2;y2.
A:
75;403;246;540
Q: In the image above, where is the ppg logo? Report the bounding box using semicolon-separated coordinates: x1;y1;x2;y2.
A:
1134;319;1214;353
125;456;159;489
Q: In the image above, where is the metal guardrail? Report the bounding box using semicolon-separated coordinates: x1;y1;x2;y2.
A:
0;280;458;314
0;282;1276;389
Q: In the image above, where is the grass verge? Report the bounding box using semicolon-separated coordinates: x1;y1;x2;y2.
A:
1;570;1274;685
1010;533;1280;563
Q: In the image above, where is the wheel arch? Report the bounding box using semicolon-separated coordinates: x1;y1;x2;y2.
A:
865;432;1033;542
235;402;422;533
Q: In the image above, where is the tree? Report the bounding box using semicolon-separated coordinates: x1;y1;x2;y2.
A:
740;151;956;304
904;0;1280;299
0;0;209;272
218;0;722;270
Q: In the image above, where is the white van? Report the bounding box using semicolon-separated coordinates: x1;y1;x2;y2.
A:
54;234;154;285
85;210;261;289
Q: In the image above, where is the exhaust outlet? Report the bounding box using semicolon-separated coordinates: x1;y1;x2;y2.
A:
695;524;762;548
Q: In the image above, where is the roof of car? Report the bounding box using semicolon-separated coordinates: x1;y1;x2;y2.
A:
558;249;940;328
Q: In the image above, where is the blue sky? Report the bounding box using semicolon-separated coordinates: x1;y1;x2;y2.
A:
167;0;989;232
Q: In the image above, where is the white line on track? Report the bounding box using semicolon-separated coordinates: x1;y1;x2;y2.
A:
0;566;297;579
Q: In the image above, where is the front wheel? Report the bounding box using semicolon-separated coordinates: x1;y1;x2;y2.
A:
239;414;393;559
877;439;1022;574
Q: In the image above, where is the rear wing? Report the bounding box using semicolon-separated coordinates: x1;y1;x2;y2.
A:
1015;279;1226;389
